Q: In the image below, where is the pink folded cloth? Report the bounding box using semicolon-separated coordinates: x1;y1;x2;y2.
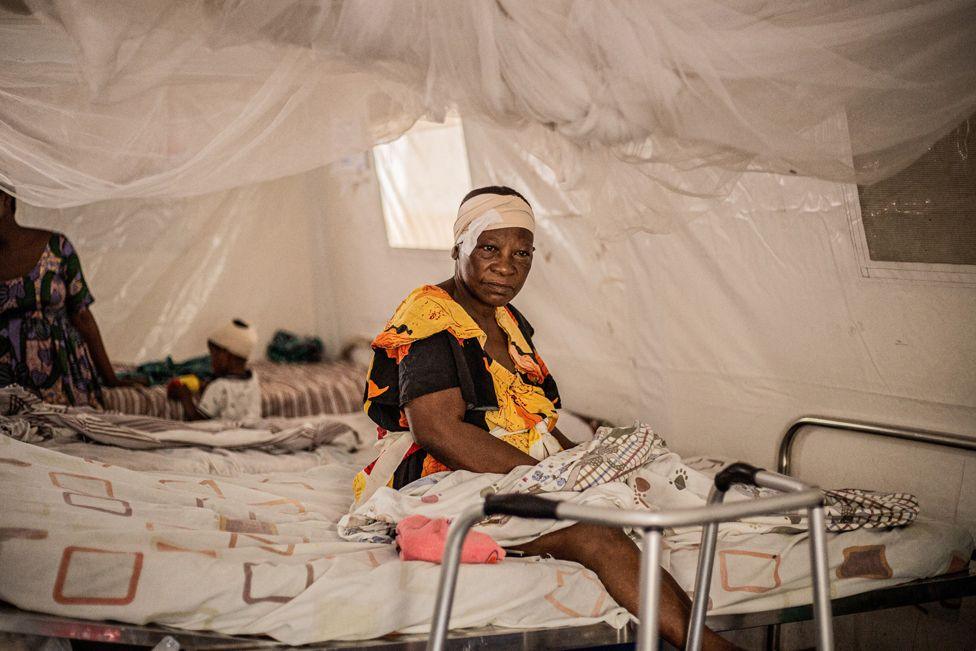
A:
396;514;505;564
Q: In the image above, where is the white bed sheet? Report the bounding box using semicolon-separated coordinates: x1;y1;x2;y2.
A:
0;432;628;645
0;429;970;645
667;515;971;615
669;456;973;614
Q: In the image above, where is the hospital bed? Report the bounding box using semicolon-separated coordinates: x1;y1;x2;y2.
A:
0;415;973;649
103;361;366;420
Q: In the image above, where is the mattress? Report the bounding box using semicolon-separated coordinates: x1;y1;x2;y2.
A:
669;456;974;614
667;515;971;615
0;431;971;646
102;361;365;420
0;433;628;645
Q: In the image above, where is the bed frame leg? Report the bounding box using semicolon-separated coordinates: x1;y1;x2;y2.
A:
762;623;781;651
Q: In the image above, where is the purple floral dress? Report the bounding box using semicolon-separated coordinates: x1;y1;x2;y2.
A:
0;234;101;406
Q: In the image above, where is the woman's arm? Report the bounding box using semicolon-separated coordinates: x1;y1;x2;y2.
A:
404;387;538;474
70;308;125;387
549;426;576;451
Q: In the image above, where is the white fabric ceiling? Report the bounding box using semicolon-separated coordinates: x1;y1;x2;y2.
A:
2;0;975;229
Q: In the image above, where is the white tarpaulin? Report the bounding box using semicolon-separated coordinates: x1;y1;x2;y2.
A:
319;118;976;533
17;171;327;362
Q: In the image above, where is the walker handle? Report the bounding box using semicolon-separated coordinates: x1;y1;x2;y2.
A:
483;494;560;520
713;462;764;492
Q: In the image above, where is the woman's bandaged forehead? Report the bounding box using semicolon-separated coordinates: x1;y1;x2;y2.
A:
454;194;535;256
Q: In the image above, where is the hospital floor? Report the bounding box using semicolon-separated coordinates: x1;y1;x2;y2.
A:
724;596;976;650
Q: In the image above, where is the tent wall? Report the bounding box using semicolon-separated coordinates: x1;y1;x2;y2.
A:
16;122;974;529
19;171;331;363
318;125;976;530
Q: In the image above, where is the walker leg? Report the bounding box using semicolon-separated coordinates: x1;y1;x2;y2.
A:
687;488;726;651
807;505;834;651
427;507;485;651
638;528;663;651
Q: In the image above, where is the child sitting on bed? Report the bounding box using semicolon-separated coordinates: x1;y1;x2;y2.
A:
167;319;261;421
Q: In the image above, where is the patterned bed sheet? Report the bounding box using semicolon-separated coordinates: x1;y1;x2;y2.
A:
669;515;971;615
671;456;973;615
102;361;365;420
0;435;971;645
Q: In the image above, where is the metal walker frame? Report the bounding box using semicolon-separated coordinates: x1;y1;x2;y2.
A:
427;462;834;651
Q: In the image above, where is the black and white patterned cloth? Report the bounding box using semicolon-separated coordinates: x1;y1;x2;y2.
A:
822;488;919;532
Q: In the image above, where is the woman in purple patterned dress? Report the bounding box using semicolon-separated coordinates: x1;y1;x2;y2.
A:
0;188;128;406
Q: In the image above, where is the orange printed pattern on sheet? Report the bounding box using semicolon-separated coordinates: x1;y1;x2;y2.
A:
219;516;278;535
49;472;113;497
242;562;314;604
719;549;782;593
836;545;892;580
53;547;144;605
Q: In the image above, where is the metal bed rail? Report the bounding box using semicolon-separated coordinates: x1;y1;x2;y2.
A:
770;415;976;650
778;416;976;476
428;463;834;651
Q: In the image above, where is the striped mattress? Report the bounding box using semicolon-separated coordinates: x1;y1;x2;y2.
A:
102;361;366;420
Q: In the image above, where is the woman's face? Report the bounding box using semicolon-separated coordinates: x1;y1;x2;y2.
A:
456;226;534;307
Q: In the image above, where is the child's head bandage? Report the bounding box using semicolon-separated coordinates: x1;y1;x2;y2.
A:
454;193;535;257
208;319;258;360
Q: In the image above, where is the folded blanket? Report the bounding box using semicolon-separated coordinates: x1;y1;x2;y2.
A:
822;489;919;532
1;385;359;453
339;423;919;548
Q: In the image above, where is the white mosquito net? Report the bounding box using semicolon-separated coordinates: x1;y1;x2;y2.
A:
2;0;975;221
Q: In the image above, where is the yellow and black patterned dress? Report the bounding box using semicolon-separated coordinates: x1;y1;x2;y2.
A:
352;285;561;504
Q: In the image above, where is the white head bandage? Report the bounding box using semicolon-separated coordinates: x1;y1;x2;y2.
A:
454;193;535;257
208;319;258;360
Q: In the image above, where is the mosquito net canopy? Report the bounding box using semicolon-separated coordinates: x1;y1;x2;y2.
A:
2;0;974;218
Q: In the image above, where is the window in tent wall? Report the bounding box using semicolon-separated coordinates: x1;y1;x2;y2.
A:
373;114;472;251
845;113;976;285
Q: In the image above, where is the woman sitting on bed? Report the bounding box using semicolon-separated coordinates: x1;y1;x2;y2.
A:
353;186;735;650
0;188;132;406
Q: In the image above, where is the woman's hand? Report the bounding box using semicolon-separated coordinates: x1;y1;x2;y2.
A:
70;308;126;390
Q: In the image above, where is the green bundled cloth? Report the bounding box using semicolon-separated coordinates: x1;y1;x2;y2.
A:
266;330;324;363
118;355;213;386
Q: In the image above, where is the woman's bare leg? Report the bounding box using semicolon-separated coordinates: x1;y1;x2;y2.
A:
513;523;738;651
